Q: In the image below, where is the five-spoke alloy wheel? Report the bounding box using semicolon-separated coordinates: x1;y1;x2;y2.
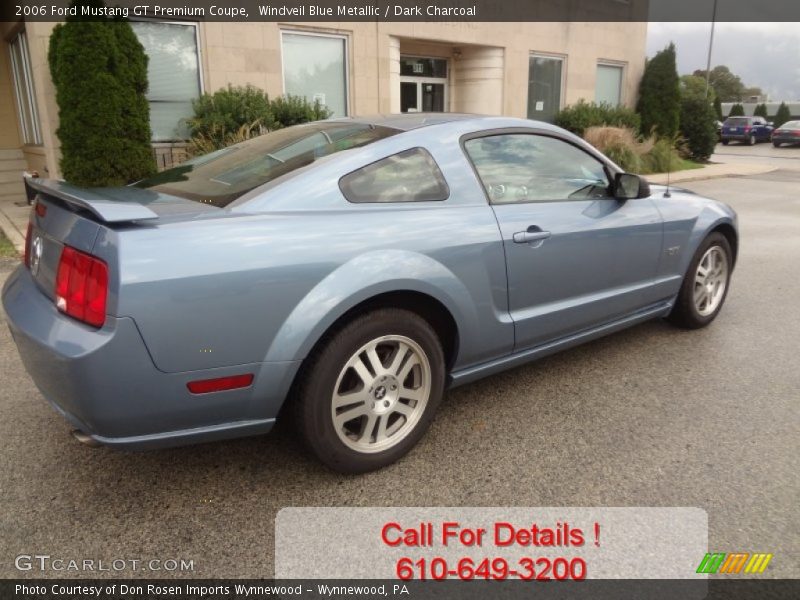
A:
693;245;729;317
295;308;445;473
332;335;431;454
668;232;733;329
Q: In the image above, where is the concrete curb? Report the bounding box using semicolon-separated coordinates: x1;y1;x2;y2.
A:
647;163;778;185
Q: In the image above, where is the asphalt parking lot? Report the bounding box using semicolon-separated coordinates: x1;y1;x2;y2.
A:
1;144;798;579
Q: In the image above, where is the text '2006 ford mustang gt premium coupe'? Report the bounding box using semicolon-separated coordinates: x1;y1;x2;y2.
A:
2;115;738;472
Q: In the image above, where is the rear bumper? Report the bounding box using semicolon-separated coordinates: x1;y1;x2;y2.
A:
721;133;754;141
2;266;300;449
771;135;800;144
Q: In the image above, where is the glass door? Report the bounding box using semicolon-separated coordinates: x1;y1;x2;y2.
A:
421;82;445;112
399;56;448;114
399;79;447;113
400;81;418;113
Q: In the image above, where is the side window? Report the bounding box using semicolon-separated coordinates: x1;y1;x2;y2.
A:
339;148;449;203
464;134;611;204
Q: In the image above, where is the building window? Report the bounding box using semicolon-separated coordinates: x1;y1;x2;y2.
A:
281;31;348;118
596;63;624;106
400;57;447;78
8;30;42;145
527;54;564;123
130;21;201;141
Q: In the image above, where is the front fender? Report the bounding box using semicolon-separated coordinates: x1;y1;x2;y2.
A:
678;203;738;277
262;250;480;364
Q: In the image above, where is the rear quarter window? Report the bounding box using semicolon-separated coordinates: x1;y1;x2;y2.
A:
339;148;449;203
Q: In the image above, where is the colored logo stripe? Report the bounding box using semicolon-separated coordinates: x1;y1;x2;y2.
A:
696;553;726;574
696;553;773;574
744;554;773;574
719;553;749;574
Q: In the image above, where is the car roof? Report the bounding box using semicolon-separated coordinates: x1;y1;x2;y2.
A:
330;113;481;131
327;114;571;138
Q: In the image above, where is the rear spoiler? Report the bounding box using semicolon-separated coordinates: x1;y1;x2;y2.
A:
24;177;159;222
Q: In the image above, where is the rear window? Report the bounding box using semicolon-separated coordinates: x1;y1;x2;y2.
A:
135;122;399;207
725;117;751;126
339;148;449;203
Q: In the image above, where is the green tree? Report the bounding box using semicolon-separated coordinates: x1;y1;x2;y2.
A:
680;75;716;102
109;18;155;183
728;103;745;117
713;96;723;121
753;103;768;118
49;0;154;186
693;66;746;102
773;102;792;128
637;43;680;138
680;96;718;161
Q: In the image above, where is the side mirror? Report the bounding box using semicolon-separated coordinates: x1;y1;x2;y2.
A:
614;172;650;200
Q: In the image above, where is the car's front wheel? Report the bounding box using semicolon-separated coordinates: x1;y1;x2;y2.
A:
747;134;756;146
295;308;445;473
721;139;729;146
773;141;781;147
667;232;733;329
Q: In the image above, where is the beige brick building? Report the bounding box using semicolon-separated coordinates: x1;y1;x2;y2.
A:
0;18;647;198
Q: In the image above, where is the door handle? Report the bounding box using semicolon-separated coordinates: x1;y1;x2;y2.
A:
513;228;551;244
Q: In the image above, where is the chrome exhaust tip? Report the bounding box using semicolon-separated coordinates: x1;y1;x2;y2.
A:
71;429;101;447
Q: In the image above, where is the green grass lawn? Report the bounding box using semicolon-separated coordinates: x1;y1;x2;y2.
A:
679;159;705;171
0;229;20;258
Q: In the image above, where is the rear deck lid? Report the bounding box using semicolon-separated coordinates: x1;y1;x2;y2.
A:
23;178;219;303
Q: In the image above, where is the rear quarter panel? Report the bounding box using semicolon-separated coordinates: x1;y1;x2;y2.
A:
99;122;515;375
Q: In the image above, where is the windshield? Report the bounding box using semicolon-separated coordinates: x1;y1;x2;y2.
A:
135;122;399;207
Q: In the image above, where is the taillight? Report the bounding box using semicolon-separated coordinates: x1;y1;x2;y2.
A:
24;223;32;267
743;126;751;132
187;374;254;394
55;246;108;328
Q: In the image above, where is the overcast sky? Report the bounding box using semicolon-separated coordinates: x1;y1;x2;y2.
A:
647;23;800;101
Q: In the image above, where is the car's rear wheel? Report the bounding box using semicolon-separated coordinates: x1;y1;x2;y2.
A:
773;141;781;147
294;308;445;473
667;232;732;329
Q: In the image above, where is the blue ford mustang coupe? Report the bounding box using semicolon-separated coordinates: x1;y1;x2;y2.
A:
2;115;737;472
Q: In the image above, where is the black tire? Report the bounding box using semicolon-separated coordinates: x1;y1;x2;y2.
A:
667;232;733;329
747;134;756;146
721;139;729;146
294;308;445;473
773;141;781;148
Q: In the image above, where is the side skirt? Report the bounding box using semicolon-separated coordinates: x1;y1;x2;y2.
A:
448;300;674;388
